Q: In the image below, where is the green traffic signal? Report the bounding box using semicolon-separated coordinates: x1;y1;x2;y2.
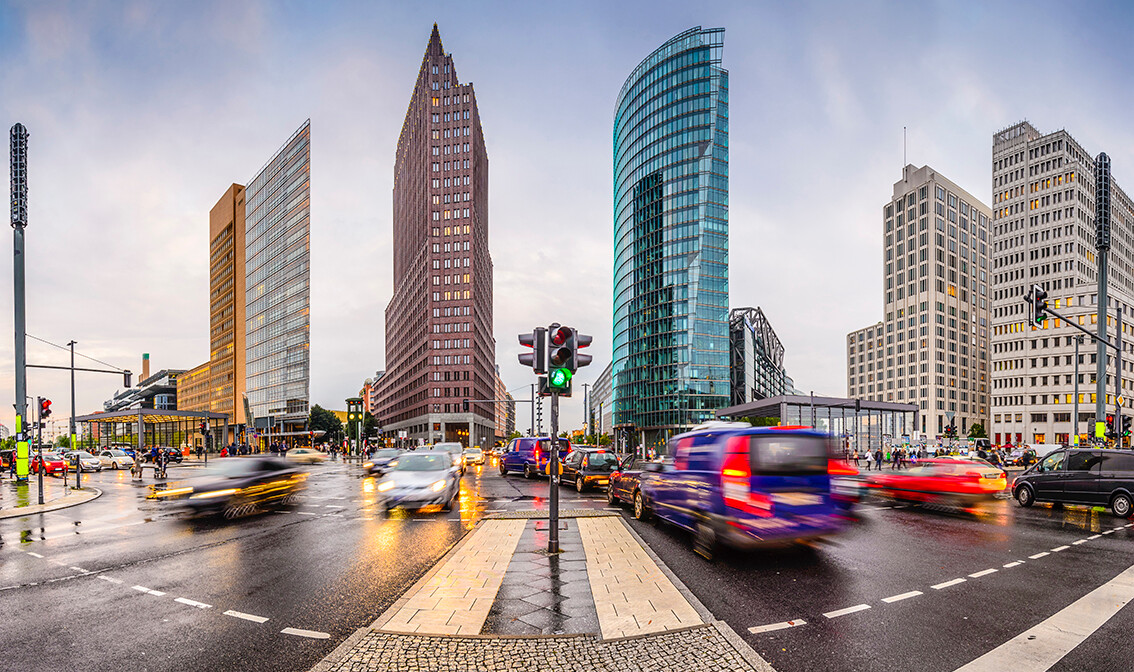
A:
549;367;571;389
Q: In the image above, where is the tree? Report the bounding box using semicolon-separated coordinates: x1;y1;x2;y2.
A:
505;430;522;441
597;433;611;446
309;405;344;445
54;435;71;449
739;416;779;427
968;423;987;439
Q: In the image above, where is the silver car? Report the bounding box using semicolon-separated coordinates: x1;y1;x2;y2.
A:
65;451;103;472
98;449;134;470
376;451;460;512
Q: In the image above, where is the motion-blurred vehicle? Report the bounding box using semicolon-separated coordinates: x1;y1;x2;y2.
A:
1012;448;1134;517
866;458;1007;505
31;452;67;475
376;450;460;512
148;457;306;518
97;449;134;470
828;458;863;512
0;448;15;469
434;442;467;475
498;436;571;479
633;423;844;560
364;448;402;475
463;447;484;466
607;454;651;507
64;451;103;472
286;447;328;464
559;447;619;492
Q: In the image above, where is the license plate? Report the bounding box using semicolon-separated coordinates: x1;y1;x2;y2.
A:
596;479;609;485
771;492;822;506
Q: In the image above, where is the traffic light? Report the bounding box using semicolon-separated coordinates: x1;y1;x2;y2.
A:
1106;414;1117;441
462;399;470;412
124;370;133;387
1028;284;1048;326
39;397;51;420
199;420;207;433
548;324;572;369
548;366;572;394
518;328;547;373
1123;416;1131;437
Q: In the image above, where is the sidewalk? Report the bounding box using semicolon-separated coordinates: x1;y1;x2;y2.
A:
311;510;774;671
0;476;101;520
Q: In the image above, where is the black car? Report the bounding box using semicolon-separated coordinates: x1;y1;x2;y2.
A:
1013;448;1134;518
144;446;183;464
148;457;306;518
558;447;620;493
607;455;651;507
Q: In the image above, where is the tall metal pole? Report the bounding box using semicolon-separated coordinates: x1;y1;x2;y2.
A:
69;340;76;455
1116;308;1124;445
11;123;29;482
548;391;560;553
1074;336;1081;446
530;383;534;436
1095;153;1112;442
36;397;43;503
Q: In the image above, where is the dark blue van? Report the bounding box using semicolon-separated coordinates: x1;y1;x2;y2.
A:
498;436;571;479
635;424;843;559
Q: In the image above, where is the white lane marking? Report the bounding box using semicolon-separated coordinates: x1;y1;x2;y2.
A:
1114;526;1126;532
1029;552;1050;559
323;504;344;509
823;604;871;619
1003;562;1024;568
97;576;123;584
1088;534;1102;539
174;597;212;609
297;512;317;515
131;585;165;596
273;511;291;514
224;610;269;623
69;566;89;572
1051;545;1070;553
748;619;807;634
27;552;43;558
280;627;330;639
1102;530;1114;535
881;590;922;603
969;569;998;578
932;578;966;590
954;563;1134;671
1072;540;1087;546
1125;524;1133;528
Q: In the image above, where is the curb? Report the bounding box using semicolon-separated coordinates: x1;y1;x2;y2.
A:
0;487;103;520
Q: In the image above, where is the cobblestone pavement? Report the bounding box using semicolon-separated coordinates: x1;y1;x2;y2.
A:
319;624;765;671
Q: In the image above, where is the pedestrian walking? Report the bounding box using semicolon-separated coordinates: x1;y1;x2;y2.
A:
874;448;883;471
864;450;872;471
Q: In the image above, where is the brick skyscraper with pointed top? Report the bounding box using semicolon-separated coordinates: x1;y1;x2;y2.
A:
374;25;495;447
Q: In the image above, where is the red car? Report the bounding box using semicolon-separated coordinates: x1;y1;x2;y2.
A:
31;452;68;476
866;458;1007;505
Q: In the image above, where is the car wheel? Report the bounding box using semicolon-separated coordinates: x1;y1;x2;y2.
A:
499;461;507;476
693;516;718;561
1015;485;1034;508
607;485;619;505
633;491;651;521
524;464;535;479
1112;492;1133;518
576;476;586;493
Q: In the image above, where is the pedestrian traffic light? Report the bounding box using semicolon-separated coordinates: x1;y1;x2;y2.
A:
199;420;207;433
518;328;547;373
1123;416;1132;437
1028;284;1048;325
548;366;572;395
1106;414;1117;440
123;370;133;387
39;397;51;419
462;399;470;412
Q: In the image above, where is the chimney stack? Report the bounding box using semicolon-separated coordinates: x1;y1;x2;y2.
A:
142;353;150;382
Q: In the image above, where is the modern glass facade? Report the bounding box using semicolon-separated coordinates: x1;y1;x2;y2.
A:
612;27;730;449
729;307;787;405
244;120;311;430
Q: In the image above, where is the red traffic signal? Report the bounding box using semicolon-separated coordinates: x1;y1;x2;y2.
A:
549;324;572;368
518;327;547;373
39;397;52;419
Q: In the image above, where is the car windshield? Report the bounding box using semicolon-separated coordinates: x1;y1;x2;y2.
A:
376;449;400;458
108;450;126;456
394;454;449;471
586;452;619;470
42;453;62;460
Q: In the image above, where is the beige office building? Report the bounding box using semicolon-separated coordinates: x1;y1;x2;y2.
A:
989;121;1134;446
848;165;992;441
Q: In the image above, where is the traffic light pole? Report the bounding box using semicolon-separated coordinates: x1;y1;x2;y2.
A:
69;340;76;455
548;390;560;554
1116;308;1123;445
35;398;43;504
1074;335;1083;446
12;123;29;483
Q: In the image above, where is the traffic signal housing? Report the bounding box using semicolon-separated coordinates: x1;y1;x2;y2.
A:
518;328;547;373
462;399;470;413
1123;415;1132;438
39;397;51;420
1029;284;1048;326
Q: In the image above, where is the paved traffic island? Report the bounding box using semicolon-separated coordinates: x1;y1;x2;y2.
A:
311;510;773;671
0;479;102;520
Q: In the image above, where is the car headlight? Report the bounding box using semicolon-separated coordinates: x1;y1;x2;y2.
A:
189;488;238;499
378;480;395;492
431;480;446;492
362;462;374;469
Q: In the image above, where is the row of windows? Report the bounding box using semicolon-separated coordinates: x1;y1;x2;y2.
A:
431;110;471;123
432;159;471;172
431;290;471;301
431;355;471;366
431;339;470;349
432;208;472;220
431;143;471;156
432;242;470;253
432;225;470;236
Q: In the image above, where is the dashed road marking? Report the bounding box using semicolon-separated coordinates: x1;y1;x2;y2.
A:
1102;530;1115;535
969;569;998;578
881;590;922;603
823;604;871;619
1029;552;1050;559
132;585;165;596
297;512;317;516
1003;562;1024;568
27;552;43;558
323;504;344;509
1114;526;1126;531
932;578;966;590
281;627;330;639
1072;540;1087;545
1051;545;1070;552
69;566;89;573
97;576;123;584
174;597;212;609
749;619;806;634
225;610;269;623
1088;534;1102;539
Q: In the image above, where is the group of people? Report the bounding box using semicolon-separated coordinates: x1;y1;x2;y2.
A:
851;447;921;471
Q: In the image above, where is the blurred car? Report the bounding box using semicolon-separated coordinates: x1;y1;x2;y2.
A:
0;448;15;469
376;450;460;512
559;447;619;492
865;458;1007;505
364;448;403;475
97;449;134;470
287;447;328;464
64;451;103;472
434;442;467;475
828;458;863;512
607;454;651;507
498;436;571;479
463;447;484;466
147;457;307;518
31;452;67;476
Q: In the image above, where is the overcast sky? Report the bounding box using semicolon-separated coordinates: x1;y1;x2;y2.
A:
2;0;1134;434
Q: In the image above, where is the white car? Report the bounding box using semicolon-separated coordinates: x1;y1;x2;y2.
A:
287;447;328;464
98;449;134;470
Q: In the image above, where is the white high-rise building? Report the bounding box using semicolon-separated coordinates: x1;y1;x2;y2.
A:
989;121;1134;447
848;165;992;440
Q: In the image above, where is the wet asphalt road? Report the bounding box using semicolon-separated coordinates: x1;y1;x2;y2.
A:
0;457;610;672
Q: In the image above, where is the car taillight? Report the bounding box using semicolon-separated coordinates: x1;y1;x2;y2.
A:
828;459;858;476
722;437;771;517
534;448;540;463
611;471;620;480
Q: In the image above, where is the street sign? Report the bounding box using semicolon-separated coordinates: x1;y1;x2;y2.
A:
1119;396;1125;406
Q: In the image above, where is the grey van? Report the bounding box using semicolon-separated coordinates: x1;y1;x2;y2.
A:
1012;448;1134;518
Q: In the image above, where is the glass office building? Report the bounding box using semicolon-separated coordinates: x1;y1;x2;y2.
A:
245;120;311;432
612;27;730;451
